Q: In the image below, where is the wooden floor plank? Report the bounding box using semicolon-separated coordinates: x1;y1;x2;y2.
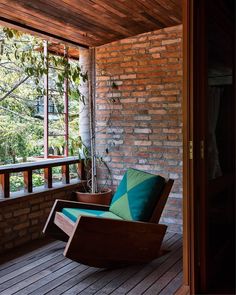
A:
47;267;96;295
0;253;64;292
0;258;73;295
63;269;113;294
143;259;183;295
93;265;143;295
39;267;99;295
159;271;183;295
0;240;61;270
45;266;98;295
14;261;82;295
67;268;124;294
0;248;64;285
0;241;65;277
77;268;125;295
164;233;182;249
163;231;173;241
0;234;183;295
110;237;182;295
29;265;93;295
162;233;178;247
126;246;182;294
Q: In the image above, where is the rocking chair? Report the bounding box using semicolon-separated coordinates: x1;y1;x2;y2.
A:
43;168;174;268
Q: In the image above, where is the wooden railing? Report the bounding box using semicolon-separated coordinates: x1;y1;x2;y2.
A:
0;157;85;199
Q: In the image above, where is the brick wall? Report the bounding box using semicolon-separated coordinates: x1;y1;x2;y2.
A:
95;25;183;233
0;183;82;254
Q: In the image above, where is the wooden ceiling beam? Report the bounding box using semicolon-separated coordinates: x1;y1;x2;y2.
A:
0;16;89;48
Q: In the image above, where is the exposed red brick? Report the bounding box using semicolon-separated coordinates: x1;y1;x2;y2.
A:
96;25;183;233
162;38;181;45
0;183;83;254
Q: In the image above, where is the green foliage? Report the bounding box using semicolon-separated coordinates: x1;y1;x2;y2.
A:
0;26;87;164
0;115;43;163
1;27;86;98
10;173;44;192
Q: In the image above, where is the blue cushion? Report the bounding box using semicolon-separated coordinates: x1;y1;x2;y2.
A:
109;168;165;221
62;208;123;223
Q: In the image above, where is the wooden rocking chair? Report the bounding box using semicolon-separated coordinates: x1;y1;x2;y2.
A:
43;168;174;268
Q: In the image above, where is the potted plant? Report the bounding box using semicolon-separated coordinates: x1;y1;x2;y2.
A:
74;152;113;205
73;68;119;205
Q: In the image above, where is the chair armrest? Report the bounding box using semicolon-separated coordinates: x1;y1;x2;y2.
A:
43;199;109;237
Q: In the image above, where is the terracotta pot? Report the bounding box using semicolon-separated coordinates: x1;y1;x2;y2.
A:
74;189;112;205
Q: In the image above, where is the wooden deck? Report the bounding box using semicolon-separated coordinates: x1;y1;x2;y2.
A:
0;232;182;295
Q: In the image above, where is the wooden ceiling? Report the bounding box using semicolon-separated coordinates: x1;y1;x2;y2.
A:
0;0;182;48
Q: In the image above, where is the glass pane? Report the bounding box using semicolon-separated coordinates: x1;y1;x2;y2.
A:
205;0;235;291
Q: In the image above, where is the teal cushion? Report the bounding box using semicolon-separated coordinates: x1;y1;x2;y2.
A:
109;168;165;221
62;208;123;223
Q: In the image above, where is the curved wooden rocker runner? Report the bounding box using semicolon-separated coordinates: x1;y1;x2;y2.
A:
43;168;174;268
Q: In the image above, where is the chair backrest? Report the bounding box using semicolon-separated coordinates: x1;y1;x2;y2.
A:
149;178;174;224
109;168;173;222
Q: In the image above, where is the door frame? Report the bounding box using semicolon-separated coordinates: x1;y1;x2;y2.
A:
181;0;198;293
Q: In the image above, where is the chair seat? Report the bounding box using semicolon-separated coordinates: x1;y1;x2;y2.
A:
62;208;123;223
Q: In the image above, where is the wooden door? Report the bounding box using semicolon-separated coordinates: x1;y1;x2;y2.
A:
195;0;235;293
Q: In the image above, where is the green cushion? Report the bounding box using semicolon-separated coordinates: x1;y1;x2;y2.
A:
62;208;123;223
109;168;165;221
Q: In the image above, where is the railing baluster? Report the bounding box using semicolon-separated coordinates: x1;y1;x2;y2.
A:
77;159;85;180
62;164;70;184
44;167;53;188
23;170;33;193
0;173;10;198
